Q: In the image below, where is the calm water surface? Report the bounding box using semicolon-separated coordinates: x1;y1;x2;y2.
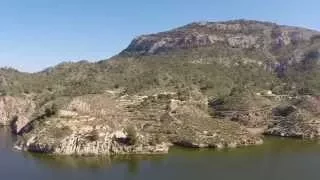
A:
1;127;320;180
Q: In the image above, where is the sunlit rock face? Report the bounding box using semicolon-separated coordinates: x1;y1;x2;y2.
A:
121;20;319;57
0;96;35;134
15;92;262;156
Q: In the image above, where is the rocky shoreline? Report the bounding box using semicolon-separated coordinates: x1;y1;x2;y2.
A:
1;91;318;156
0;91;262;156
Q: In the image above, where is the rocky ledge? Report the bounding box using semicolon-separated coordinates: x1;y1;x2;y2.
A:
265;96;320;138
224;94;320;139
0;96;35;134
121;20;319;56
4;91;320;156
16;131;170;155
13;90;263;156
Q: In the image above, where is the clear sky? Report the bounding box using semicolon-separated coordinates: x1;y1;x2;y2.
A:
0;0;319;72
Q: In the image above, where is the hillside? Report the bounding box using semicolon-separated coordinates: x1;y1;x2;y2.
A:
1;20;319;98
1;20;320;155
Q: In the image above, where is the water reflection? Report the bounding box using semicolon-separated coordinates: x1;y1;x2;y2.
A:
29;153;166;172
0;126;15;149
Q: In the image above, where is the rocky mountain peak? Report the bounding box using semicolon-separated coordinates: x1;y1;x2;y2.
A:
121;19;320;56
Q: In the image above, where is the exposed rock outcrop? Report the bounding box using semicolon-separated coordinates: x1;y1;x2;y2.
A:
0;96;35;134
16;94;171;155
265;96;320;138
209;94;320;139
166;100;263;148
121;20;319;60
16;91;263;155
17;129;169;155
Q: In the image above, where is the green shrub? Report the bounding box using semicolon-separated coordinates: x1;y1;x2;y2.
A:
45;104;58;117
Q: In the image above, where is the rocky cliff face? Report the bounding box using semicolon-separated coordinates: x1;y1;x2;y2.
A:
16;91;262;155
123;20;318;52
0;96;35;134
265;96;320;138
213;94;320;139
17;93;170;155
121;20;320;68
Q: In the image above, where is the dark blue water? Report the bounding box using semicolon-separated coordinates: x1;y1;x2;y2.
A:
1;127;320;180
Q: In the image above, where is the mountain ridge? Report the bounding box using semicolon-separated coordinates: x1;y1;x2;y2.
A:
1;19;319;74
121;19;320;58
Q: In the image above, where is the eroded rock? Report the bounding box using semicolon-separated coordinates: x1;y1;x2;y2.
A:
16;92;263;155
0;96;35;134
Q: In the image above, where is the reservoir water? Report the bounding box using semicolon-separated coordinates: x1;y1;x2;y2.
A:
1;127;320;180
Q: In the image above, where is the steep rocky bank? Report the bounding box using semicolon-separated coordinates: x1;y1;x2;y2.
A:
215;94;320;139
265;96;320;138
2;91;320;156
15;91;262;155
0;96;35;134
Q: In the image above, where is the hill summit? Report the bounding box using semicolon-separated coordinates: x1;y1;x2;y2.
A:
122;19;319;62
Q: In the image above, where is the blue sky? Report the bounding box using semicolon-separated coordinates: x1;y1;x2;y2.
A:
0;0;319;72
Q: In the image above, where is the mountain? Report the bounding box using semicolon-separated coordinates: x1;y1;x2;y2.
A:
1;20;320;156
122;20;319;64
119;19;320;95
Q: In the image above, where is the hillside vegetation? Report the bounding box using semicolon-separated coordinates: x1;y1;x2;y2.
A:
1;20;319;101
